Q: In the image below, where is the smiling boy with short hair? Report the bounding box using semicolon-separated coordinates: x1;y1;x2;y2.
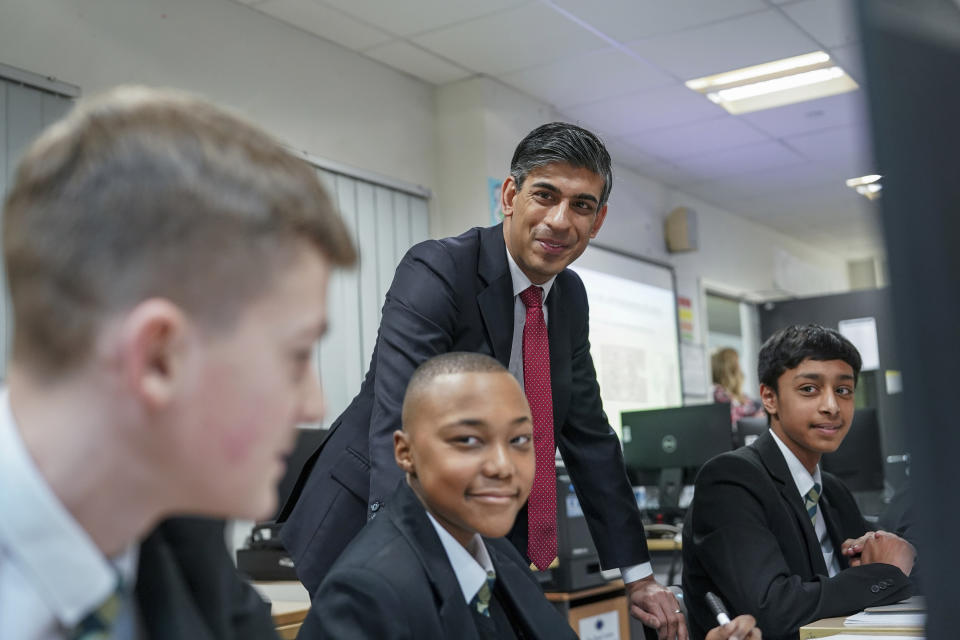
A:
683;324;916;640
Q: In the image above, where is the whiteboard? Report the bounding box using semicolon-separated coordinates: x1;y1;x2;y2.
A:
569;245;683;438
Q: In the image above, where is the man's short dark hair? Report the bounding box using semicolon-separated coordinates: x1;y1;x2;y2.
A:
401;352;511;428
510;122;613;206
758;324;863;392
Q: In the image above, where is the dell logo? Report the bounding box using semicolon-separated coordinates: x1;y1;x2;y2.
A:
661;435;677;454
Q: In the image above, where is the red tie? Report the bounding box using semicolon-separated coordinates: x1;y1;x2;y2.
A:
519;285;557;571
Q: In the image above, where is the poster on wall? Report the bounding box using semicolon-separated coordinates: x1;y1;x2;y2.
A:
488;177;503;225
838;317;880;371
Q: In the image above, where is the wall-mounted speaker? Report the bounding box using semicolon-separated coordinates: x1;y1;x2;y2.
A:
664;206;698;253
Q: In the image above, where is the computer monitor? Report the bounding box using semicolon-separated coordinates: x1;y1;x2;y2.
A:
820;408;885;492
621;403;733;509
735;416;769;449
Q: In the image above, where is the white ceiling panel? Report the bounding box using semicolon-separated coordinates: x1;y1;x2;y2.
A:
687;160;851;201
496;48;675;109
364;41;473;84
780;0;859;49
739;91;865;138
256;0;393;51
672;140;807;182
320;0;527;38
784;124;872;168
628;10;822;79
622;115;769;161
412;4;608;75
563;83;725;137
549;0;767;43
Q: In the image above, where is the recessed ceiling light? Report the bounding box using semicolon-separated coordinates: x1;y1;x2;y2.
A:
685;51;858;115
846;174;882;200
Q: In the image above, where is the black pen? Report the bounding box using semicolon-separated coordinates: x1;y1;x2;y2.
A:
705;591;731;626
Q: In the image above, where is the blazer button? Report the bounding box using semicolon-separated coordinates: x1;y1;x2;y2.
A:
871;585;880;593
370;501;381;512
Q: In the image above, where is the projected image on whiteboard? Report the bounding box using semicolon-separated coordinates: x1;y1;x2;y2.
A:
571;250;682;438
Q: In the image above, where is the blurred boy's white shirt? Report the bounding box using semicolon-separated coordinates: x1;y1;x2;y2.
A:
0;388;140;639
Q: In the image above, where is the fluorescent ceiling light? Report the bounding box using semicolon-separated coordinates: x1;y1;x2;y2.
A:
846;174;882;200
686;52;858;115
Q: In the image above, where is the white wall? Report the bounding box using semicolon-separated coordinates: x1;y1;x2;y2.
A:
0;0;437;191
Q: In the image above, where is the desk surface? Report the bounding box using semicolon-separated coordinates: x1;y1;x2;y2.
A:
647;537;681;552
799;615;924;638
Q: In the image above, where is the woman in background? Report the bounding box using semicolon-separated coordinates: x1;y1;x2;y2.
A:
711;347;764;424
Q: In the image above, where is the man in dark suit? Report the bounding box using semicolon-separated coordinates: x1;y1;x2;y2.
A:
0;86;355;639
683;325;916;640
281;122;686;637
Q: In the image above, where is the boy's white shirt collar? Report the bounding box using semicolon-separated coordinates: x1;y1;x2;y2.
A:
506;248;556;301
0;388;139;628
425;512;494;605
769;428;823;497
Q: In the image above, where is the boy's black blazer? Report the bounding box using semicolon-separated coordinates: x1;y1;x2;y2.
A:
296;483;577;640
135;518;278;640
280;223;647;595
682;430;913;640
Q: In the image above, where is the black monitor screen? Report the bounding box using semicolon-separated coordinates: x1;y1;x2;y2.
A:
821;408;884;492
621;403;733;508
735;416;769;449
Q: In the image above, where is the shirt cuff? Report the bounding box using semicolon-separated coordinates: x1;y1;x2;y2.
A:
621;562;654;583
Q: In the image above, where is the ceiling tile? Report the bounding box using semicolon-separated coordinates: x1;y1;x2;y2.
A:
562;83;725;137
628;10;821;79
739;90;865;138
320;0;527;38
256;0;392;50
622;116;770;161
784;124;873;169
496;48;675;109
686;160;852;201
780;0;859;49
549;0;767;42
364;41;473;84
671;140;807;182
412;3;608;75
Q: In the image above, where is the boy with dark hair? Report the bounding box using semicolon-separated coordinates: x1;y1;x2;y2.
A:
0;85;355;639
300;352;761;640
683;324;915;640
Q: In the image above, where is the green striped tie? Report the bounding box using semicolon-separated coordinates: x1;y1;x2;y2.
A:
805;482;822;525
473;571;496;618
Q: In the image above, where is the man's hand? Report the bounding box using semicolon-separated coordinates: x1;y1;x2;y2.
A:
859;530;916;576
705;615;761;640
625;575;688;640
841;532;876;567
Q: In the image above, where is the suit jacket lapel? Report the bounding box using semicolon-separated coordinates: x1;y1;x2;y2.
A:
389;484;480;640
476;224;514;367
545;276;571;429
135;531;217;640
753;432;829;576
489;545;559;640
